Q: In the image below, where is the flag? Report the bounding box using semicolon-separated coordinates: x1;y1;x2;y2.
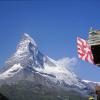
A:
77;37;94;64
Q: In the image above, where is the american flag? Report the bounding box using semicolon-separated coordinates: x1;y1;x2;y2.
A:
77;37;94;64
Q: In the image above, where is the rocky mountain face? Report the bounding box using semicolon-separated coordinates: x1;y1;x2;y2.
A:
0;33;99;100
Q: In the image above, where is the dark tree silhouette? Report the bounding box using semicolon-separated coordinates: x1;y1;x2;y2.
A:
0;93;9;100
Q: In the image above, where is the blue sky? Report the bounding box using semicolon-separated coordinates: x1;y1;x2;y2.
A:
0;0;100;82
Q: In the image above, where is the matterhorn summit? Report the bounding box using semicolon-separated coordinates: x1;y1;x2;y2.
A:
5;33;46;69
15;33;37;56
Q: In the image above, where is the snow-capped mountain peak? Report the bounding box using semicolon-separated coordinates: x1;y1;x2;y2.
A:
22;33;37;46
5;33;44;69
16;33;37;55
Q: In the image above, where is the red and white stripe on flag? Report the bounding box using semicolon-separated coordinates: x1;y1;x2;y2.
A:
77;37;94;64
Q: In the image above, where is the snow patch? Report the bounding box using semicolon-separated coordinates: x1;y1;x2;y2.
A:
0;63;22;79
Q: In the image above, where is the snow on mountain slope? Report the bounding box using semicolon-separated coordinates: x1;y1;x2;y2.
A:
35;57;85;88
0;63;22;79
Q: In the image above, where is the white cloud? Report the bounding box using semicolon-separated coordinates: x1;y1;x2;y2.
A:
35;57;78;83
57;57;77;70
